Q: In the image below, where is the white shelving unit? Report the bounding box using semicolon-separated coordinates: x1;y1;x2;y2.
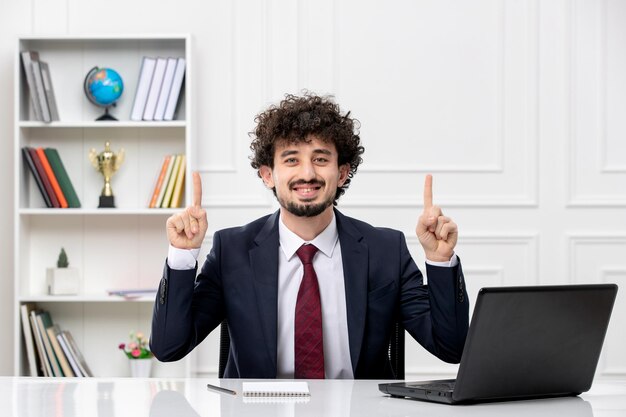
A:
13;35;193;377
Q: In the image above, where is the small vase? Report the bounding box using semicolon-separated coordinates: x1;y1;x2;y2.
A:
129;358;152;377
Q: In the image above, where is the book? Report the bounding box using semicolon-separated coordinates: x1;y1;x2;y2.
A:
44;148;81;208
143;57;168;120
47;325;75;377
148;155;172;208
35;311;64;376
20;51;43;121
130;57;156;121
153;57;178;121
56;333;83;377
62;330;93;377
39;61;60;121
155;155;176;208
36;147;68;208
28;147;60;208
20;303;40;377
106;288;157;296
161;154;182;208
242;382;310;397
107;288;157;300
29;310;51;376
163;57;186;121
30;53;52;122
22;147;52;207
169;155;186;208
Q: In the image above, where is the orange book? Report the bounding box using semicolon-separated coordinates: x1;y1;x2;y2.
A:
149;155;172;208
36;147;68;208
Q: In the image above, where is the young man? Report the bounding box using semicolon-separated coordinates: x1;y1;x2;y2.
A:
150;93;469;379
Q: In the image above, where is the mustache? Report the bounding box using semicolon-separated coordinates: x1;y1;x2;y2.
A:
289;179;325;189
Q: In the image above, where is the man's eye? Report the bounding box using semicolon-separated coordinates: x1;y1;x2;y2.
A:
285;158;297;164
315;158;328;163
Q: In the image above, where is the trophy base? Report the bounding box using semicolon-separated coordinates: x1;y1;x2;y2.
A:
98;195;115;208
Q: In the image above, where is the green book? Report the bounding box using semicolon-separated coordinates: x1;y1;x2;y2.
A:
35;311;64;377
44;148;81;208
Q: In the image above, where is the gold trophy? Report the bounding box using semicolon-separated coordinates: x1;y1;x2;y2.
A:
89;141;125;208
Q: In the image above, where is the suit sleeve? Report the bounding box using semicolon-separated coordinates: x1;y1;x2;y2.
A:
399;234;469;363
150;232;226;361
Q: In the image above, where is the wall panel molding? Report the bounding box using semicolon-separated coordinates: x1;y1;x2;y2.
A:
404;232;539;376
567;234;626;378
330;0;538;207
567;0;626;206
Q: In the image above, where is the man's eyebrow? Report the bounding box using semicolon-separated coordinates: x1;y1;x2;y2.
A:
279;148;333;158
280;149;299;158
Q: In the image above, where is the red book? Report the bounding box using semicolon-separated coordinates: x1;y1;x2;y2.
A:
36;147;68;208
28;147;60;208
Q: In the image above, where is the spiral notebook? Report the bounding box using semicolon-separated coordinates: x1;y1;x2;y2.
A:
242;382;310;397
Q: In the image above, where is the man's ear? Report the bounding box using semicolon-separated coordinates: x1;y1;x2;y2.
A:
338;163;350;187
259;166;275;189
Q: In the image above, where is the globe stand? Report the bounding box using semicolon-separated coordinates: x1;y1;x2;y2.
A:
96;106;118;121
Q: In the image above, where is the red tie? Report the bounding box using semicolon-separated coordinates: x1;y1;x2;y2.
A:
294;244;325;379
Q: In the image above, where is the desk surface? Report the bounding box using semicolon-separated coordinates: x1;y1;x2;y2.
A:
2;377;626;417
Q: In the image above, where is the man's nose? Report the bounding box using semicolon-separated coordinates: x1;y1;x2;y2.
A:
298;160;316;181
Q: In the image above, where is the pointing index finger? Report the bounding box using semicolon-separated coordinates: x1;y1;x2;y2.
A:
423;174;433;209
192;172;202;207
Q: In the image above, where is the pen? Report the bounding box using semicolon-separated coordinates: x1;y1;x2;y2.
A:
207;383;237;396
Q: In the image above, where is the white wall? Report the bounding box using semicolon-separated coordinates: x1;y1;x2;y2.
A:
0;0;624;377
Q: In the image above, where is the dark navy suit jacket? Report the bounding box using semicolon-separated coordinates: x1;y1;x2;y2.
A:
150;209;469;378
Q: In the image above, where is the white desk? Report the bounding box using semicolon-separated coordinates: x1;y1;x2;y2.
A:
3;377;626;416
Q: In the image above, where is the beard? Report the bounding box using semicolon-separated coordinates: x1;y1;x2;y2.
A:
279;196;334;217
275;180;334;218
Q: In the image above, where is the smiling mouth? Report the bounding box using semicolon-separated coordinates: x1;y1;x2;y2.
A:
291;183;323;199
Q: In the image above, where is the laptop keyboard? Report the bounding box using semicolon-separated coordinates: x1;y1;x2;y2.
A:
410;381;456;391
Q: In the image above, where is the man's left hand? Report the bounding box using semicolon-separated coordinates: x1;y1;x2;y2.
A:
415;174;458;262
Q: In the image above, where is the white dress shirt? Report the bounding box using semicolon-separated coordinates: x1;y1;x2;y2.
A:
167;213;458;379
276;214;353;378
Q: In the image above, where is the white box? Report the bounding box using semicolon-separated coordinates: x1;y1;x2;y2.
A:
46;268;80;295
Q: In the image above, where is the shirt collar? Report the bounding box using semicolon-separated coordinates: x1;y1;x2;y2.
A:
278;212;339;261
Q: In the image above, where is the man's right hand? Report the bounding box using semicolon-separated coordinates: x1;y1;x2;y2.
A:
166;172;208;249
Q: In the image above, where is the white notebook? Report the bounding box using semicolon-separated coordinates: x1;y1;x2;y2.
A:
242;382;310;397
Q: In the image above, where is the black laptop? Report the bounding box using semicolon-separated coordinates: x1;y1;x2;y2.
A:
379;284;618;404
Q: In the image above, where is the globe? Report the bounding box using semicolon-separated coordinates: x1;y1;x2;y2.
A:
84;67;124;121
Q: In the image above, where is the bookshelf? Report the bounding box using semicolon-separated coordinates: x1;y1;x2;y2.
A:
13;35;193;377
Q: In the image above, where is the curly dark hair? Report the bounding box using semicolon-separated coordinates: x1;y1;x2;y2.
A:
250;92;364;203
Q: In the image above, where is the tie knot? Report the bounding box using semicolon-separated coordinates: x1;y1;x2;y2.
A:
296;244;318;265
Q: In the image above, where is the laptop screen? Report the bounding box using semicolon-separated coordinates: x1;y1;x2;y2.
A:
451;284;617;402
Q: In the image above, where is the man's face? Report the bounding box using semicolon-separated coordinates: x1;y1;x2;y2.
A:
259;136;350;218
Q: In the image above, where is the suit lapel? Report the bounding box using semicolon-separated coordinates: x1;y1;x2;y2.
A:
336;210;369;374
249;211;280;376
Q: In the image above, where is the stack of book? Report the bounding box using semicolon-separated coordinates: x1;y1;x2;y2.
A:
20;303;93;377
21;51;60;122
148;154;186;208
106;288;157;300
22;147;81;208
130;56;186;121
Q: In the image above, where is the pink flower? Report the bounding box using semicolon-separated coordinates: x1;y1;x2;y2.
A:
118;343;125;350
131;349;141;357
129;342;138;350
